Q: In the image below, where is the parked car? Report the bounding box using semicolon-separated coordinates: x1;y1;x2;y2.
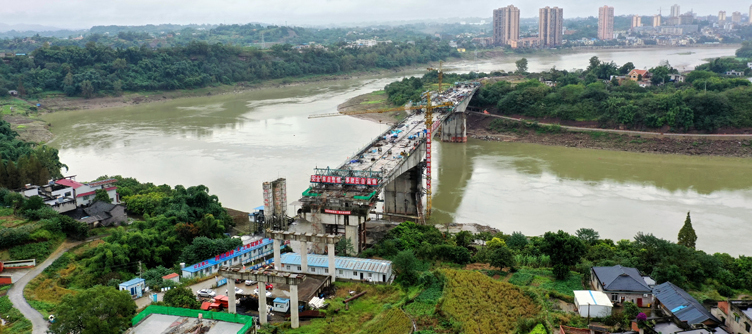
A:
196;289;215;298
253;288;273;298
226;287;244;295
264;283;274;290
244;280;257;286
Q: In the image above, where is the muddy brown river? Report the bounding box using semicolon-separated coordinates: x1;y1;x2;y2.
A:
43;46;750;256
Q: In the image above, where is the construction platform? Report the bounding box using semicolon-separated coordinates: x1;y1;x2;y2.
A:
131;314;244;334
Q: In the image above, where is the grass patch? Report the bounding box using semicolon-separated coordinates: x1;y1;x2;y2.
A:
438;269;540;334
283;282;403;334
0;295;32;334
360;307;412;334
507;268;582;303
360;99;386;105
9;238;62;261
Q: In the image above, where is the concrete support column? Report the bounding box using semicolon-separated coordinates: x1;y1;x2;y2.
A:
383;166;421;216
300;241;308;274
258;282;267;324
290;284;300;329
273;239;281;270
228;278;236;314
327;242;336;282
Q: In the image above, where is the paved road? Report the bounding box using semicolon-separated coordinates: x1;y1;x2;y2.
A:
473;112;752;139
6;239;89;334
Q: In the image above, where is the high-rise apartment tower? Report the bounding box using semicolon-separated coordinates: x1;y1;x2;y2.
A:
719;11;727;22
631;15;642;28
598;6;615;40
539;6;563;47
670;4;680;17
653;15;661;27
493;5;520;46
732;11;741;23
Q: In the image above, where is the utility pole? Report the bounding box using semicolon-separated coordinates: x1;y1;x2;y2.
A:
138;261;142;277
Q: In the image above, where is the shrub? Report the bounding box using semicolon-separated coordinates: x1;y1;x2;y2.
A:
10;241;54;260
553;264;570;280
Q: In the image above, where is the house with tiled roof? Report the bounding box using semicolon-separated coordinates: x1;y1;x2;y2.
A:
628;69;651;82
591;265;654;307
653;282;722;330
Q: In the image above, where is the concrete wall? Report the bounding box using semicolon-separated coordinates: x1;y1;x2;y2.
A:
383;166;421;216
440;112;467;142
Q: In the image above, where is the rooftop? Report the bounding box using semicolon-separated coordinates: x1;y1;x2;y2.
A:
653;281;720;326
132;314;244;334
120;277;145;287
280;252;392;274
574;290;613;307
592;265;652;292
55;178;84;189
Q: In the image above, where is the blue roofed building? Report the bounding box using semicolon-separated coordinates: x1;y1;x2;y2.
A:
591;265;654;307
181;238;277;279
653;281;722;330
119;277;146;298
279;253;393;283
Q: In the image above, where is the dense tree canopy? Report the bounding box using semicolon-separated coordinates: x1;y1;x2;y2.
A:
49;285;136;334
0;39;458;98
0;119;66;188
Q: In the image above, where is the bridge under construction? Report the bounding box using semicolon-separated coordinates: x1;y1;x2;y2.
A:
298;82;479;253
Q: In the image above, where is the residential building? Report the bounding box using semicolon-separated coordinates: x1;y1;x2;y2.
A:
668;74;685;82
713;300;752;334
631;15;642;28
653;282;722;330
573;290;613;317
671;4;681;18
719;11;727;23
654;15;662;27
539;6;564;47
66;201;126;227
598;6;615;40
732;11;742;23
590;265;654;307
279;252;393;283
493;5;520;46
679;13;694;25
509;37;540;48
20;183;77;213
628;69;651;82
725;70;744;76
55;177;119;206
181;238;277;279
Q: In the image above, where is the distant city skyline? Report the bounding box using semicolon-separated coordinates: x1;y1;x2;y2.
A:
0;0;750;30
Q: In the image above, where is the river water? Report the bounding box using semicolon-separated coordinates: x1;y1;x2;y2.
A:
43;46;750;256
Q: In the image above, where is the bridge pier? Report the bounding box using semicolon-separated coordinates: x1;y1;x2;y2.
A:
383;166;422;218
440;112;467;143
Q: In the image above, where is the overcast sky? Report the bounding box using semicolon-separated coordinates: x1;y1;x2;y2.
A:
2;0;749;30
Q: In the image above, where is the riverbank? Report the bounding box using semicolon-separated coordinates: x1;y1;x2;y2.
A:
5;67;421;143
468;43;742;60
467;113;752;158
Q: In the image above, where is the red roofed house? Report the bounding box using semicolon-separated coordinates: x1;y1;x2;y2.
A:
162;273;179;284
55;177;120;206
628;69;650;82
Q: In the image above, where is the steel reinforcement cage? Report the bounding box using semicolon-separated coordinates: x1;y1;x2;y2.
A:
131;305;254;334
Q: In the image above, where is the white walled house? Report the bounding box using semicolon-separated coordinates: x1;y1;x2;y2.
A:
55;177;119;206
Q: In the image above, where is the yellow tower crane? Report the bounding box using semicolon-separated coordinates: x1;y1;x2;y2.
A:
427;60;444;94
308;95;452;221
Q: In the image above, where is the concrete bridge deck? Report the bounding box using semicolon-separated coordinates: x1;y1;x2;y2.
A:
299;82;478;252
